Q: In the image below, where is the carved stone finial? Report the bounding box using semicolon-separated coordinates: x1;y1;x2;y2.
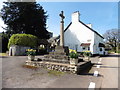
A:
59;11;65;22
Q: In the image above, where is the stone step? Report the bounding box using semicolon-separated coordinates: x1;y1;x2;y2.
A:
26;60;92;74
42;58;69;63
49;52;67;55
55;46;69;55
44;55;69;60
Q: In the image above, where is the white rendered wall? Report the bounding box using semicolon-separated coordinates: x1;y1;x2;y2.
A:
93;33;104;54
64;11;104;54
64;21;94;53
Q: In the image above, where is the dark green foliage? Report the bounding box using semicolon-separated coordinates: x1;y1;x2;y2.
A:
78;52;84;57
1;2;50;39
83;52;92;57
26;49;36;56
8;34;38;49
0;32;9;52
69;52;78;59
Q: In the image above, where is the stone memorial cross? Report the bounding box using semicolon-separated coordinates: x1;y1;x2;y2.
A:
59;11;65;46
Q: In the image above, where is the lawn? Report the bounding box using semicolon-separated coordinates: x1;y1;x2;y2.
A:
0;53;7;56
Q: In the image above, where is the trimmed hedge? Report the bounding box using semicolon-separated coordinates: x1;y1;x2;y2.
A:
8;34;38;49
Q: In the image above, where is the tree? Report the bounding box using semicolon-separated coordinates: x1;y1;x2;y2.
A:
103;29;120;53
1;2;50;39
0;32;9;52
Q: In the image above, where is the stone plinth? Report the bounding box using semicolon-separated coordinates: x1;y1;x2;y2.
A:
26;60;77;73
25;60;92;74
44;46;69;63
54;46;69;55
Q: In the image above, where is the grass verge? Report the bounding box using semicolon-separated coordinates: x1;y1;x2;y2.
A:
0;53;7;56
48;70;65;76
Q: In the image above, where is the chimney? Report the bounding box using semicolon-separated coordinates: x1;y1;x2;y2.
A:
72;11;80;23
86;24;92;28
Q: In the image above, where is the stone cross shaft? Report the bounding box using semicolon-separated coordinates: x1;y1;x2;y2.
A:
59;11;65;46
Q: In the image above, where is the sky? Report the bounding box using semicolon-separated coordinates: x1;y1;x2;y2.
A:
38;2;118;36
0;1;118;37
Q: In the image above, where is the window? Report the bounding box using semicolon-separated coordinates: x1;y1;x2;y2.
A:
83;47;85;50
75;45;78;51
87;39;91;42
88;47;90;50
100;48;102;51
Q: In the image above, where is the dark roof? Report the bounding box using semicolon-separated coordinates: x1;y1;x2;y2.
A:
64;22;72;32
81;43;91;46
64;21;104;39
99;43;105;47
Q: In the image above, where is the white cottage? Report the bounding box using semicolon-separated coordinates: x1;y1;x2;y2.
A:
64;11;105;55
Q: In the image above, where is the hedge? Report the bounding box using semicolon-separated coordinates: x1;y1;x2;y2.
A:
8;34;38;49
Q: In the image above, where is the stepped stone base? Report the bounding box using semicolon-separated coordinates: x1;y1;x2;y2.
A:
42;58;69;63
43;46;69;63
26;60;77;73
25;60;92;74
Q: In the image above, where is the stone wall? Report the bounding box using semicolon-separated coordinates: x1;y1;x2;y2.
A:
9;45;30;56
26;60;77;73
25;60;92;74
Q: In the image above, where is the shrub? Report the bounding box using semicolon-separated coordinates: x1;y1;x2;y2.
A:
82;51;92;57
8;34;38;49
26;49;36;56
78;52;84;57
69;49;79;59
69;52;78;59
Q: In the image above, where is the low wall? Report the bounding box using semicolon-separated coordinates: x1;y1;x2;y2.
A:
25;60;92;74
26;61;77;73
77;61;92;74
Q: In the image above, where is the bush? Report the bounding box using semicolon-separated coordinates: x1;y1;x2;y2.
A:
78;52;84;57
26;49;36;56
82;51;92;57
69;52;79;59
69;49;79;59
8;34;38;49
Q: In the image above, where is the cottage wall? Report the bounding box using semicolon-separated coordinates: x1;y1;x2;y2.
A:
64;11;104;55
93;33;104;54
64;22;94;53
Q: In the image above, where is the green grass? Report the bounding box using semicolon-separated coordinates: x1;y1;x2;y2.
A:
108;50;120;54
48;70;65;76
116;50;120;53
0;53;7;56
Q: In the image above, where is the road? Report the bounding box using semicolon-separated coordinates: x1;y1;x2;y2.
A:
1;54;119;89
90;54;119;89
99;54;119;88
